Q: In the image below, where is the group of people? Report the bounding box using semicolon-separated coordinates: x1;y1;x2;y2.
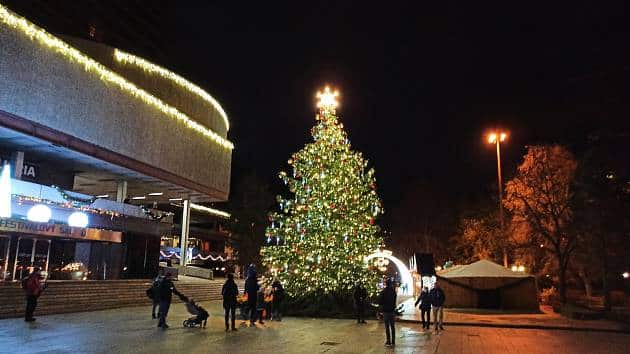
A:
234;267;285;330
354;279;447;347
147;268;285;332
414;281;446;333
149;271;183;329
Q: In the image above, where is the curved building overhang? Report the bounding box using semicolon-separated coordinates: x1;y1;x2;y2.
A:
0;5;232;202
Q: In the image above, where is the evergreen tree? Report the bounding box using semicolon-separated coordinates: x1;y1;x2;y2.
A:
262;87;383;295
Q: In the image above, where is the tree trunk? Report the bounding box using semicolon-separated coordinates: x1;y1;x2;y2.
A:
602;236;611;311
578;268;592;298
559;262;568;304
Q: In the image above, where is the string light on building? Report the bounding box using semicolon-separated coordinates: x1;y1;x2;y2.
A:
114;49;230;131
189;203;231;219
0;5;233;150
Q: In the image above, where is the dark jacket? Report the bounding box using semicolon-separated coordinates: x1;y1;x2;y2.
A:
272;281;284;304
157;277;179;302
353;285;368;305
378;286;397;313
414;291;431;309
429;287;446;307
24;273;43;297
245;276;259;298
222;279;239;308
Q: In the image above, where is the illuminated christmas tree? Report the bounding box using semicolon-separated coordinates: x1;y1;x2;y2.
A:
262;87;383;296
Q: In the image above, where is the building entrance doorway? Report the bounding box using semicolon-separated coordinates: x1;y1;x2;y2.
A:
12;237;50;280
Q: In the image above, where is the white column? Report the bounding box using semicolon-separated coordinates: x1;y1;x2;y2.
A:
12;151;24;179
116;180;128;203
180;199;191;267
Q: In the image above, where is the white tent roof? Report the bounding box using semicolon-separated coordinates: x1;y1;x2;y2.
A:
439;259;531;278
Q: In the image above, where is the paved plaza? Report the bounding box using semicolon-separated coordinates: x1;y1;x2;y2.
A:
1;301;630;354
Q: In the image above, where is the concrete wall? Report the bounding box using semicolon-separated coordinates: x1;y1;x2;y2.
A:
0;23;231;199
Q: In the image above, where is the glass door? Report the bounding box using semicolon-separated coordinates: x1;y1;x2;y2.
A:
0;236;9;281
13;238;51;280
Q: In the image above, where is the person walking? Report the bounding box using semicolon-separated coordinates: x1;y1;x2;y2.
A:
22;267;44;322
222;273;239;331
150;274;163;319
353;281;368;324
430;281;446;334
156;272;180;329
378;278;397;347
271;278;284;321
414;286;431;330
244;268;259;326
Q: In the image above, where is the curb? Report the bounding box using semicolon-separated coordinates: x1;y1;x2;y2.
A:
397;318;630;334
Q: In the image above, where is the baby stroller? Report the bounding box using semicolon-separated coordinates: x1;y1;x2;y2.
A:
180;295;209;328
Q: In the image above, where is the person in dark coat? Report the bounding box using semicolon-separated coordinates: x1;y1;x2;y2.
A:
156;272;180;329
23;267;44;322
378;278;397;347
222;273;239;331
429;281;446;333
414;286;431;330
244;269;259;326
150;275;163;319
271;278;284;321
353;282;368;324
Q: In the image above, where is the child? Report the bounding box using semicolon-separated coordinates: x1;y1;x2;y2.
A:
256;287;266;324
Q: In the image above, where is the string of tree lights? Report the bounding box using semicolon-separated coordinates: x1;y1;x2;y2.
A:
262;87;384;296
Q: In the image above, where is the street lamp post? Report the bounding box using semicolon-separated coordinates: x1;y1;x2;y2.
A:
487;131;508;267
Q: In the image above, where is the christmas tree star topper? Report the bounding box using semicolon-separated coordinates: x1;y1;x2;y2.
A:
316;86;339;109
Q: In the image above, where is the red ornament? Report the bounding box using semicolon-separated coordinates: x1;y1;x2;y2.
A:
330;203;336;209
369;217;374;225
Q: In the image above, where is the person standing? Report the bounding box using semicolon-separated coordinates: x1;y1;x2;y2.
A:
378;278;397;347
244;269;259;326
414;286;431;330
150;274;163;319
222;273;239;331
430;281;446;334
23;267;44;322
256;287;266;324
271;278;284;321
353;282;368;324
156;272;180;329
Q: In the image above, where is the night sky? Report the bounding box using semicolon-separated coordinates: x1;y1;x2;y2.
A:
9;1;630;209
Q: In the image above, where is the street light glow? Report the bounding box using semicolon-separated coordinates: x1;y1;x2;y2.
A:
487;131;508;144
623;272;629;279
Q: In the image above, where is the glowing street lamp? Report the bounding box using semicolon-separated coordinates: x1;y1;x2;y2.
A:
623;272;629;279
486;130;509;267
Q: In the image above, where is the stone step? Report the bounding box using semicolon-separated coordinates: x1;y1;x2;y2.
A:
0;279;243;319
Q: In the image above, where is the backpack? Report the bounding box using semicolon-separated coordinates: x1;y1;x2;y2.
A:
146;277;161;299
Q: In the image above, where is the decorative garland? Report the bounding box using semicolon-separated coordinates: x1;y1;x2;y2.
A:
160;250;226;261
140;205;172;221
15;195;121;218
53;185;96;205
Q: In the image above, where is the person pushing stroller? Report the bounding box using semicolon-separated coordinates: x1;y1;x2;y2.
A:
180;295;209;328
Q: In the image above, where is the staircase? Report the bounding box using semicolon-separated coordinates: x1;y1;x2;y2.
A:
0;279;243;319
